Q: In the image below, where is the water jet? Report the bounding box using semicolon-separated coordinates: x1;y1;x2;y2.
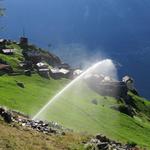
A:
33;59;117;120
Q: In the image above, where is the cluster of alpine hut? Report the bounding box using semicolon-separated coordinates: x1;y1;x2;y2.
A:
35;61;82;79
0;37;82;79
19;37;82;79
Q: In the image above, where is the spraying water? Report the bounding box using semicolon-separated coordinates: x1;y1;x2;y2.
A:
33;59;116;120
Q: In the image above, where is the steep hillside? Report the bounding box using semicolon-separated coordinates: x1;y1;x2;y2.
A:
36;80;150;149
0;39;150;149
0;40;61;72
0;74;150;148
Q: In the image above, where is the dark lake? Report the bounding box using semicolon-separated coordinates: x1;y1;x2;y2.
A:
1;0;150;99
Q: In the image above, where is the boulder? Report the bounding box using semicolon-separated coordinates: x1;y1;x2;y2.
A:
85;134;138;150
95;134;110;142
96;142;109;150
2;111;12;123
0;107;5;115
16;82;25;88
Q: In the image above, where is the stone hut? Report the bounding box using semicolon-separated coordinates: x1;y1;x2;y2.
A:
50;68;70;79
20;37;28;46
1;49;15;55
36;62;50;79
19;61;33;70
58;63;70;69
38;68;50;79
122;76;134;90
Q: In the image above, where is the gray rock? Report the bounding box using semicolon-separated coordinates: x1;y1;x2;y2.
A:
85;134;138;150
95;134;110;142
96;142;109;150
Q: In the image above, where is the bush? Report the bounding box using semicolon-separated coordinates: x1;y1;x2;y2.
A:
127;141;137;147
91;99;98;105
118;104;134;117
16;82;25;88
84;143;95;150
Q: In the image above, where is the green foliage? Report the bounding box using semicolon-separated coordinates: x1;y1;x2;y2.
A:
84;143;95;150
127;141;137;147
0;43;24;70
128;92;150;118
117;104;133;117
0;74;69;115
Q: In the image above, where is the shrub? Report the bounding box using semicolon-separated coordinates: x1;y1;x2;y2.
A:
91;99;98;105
127;141;137;147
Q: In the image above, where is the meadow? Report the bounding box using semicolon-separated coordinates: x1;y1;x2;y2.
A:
0;74;150;148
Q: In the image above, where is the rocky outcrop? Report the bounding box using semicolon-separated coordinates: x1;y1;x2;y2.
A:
0;107;72;135
84;134;139;150
0;107;12;123
0;107;140;149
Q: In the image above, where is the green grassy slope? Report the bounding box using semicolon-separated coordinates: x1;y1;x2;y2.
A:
129;92;150;118
0;74;150;148
0;43;24;70
38;80;150;149
0;74;68;115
